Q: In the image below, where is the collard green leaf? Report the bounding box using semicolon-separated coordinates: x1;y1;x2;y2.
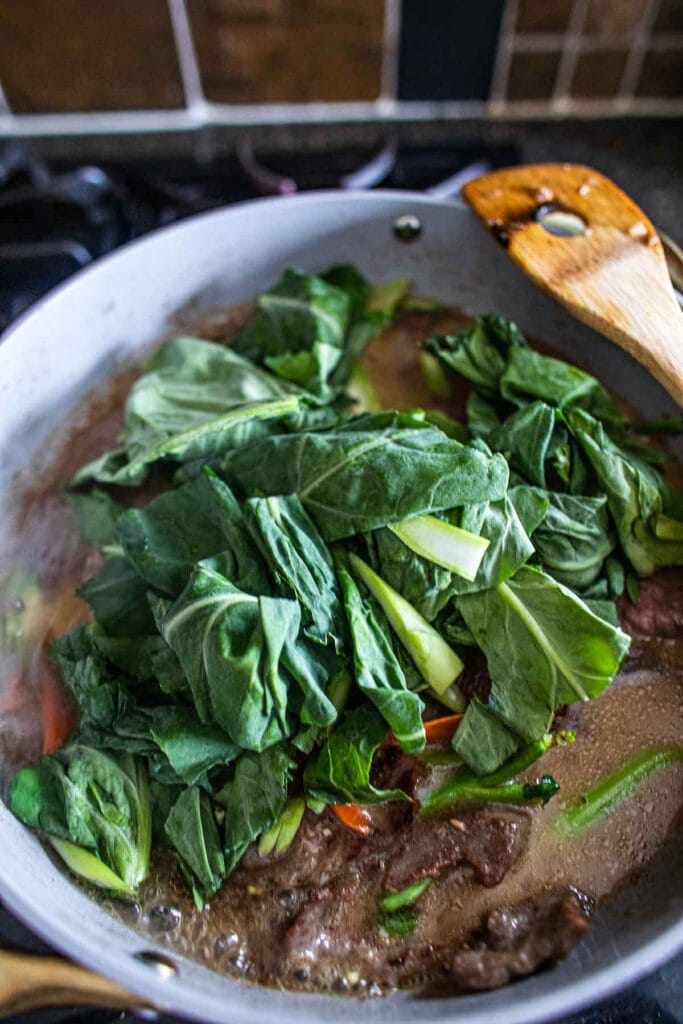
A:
221;423;508;541
423;316;527;396
164;786;225;904
500;346;621;423
65;489;126;548
336;556;425;752
452;699;520;775
456;566;630;763
232;269;352;398
304;706;409;806
150;707;238;787
487;402;563;488
118;470;252;597
73;336;306;485
157;562;299;748
11;744;151;894
567;409;683;576
77;556;156;638
533;493;616;590
218;744;295;874
246;493;346;649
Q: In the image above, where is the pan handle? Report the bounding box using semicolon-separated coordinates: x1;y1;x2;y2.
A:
0;949;147;1016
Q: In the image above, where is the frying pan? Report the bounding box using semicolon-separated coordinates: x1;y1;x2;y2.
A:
0;191;681;1024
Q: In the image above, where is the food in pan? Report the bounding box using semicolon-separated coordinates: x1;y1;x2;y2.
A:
4;265;683;995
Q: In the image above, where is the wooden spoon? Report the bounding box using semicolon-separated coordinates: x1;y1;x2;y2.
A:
0;949;146;1016
462;163;683;408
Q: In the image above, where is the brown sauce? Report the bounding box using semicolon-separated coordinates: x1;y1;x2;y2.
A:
1;308;682;995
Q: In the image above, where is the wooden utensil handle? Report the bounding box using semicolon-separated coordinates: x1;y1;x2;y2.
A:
0;949;145;1016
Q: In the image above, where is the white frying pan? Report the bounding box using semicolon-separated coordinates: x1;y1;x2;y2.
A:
0;191;681;1024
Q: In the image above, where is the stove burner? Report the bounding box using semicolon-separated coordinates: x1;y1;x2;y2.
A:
0;137;519;332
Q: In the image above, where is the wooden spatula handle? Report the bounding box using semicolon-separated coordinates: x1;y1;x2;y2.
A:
463;164;683;408
0;949;145;1016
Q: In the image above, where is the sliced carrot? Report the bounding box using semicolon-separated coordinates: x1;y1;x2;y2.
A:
423;714;464;745
331;803;373;836
40;662;76;754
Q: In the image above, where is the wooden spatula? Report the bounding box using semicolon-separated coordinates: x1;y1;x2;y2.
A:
462;163;683;408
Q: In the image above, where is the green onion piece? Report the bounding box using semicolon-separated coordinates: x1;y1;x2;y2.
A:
655;514;683;541
556;748;683;835
419;351;455;399
390;514;490;582
374;909;418;938
379;877;433;913
347;365;382;413
49;837;134;895
258;797;306;857
349;553;464;699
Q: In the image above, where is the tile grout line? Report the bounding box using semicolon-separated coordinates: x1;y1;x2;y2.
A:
552;0;590;108
489;0;519;110
380;0;402;102
618;0;662;103
166;0;206;115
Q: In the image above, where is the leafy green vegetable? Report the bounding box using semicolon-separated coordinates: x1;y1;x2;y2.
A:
455;566;630;769
220;419;508;541
157;562;302;747
117;470;249;596
568;409;683;576
11;745;151;894
218;744;295;873
164;786;225;905
231;269;353;398
487;402;563;488
304;707;409;805
451;700;520;776
424;316;526;395
65;489;125;548
532;493;616;590
78;556;156;638
149;707;238;787
555;747;683;834
379;878;432;911
349;553;464;701
336;556;425;752
246;493;346;649
499;346;620;422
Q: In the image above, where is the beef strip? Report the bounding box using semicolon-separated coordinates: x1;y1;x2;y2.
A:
450;888;592;991
619;570;683;672
377;809;530;890
619;569;683;639
280;808;530;984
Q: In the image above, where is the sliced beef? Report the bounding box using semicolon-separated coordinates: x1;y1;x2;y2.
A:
377;809;530;891
450;888;592;991
619;569;683;639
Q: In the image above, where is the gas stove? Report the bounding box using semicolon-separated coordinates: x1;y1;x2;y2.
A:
0;137;518;332
0;135;681;1024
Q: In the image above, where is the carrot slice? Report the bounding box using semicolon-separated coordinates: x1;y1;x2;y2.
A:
41;663;76;754
331;803;373;836
423;714;464;745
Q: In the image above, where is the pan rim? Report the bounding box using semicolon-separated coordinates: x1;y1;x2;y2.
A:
0;188;681;1023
